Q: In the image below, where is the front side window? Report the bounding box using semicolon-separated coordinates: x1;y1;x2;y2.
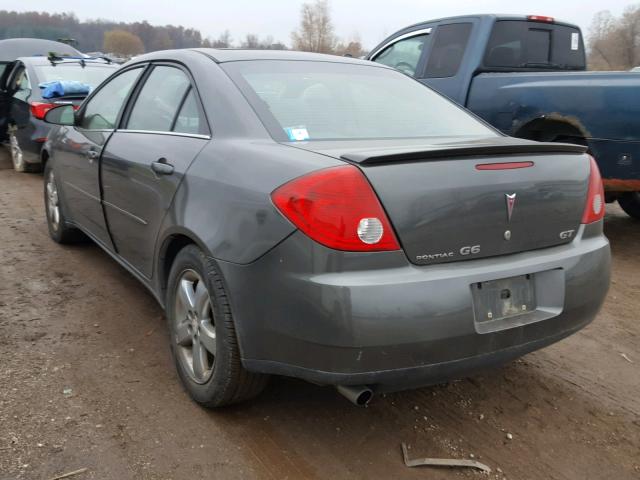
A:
424;23;472;78
224;61;496;142
126;66;190;132
81;67;142;130
373;34;428;77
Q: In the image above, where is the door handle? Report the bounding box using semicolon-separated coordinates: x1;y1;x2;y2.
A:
86;150;99;160
151;159;174;175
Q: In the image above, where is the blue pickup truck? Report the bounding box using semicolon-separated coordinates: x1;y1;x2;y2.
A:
368;14;640;219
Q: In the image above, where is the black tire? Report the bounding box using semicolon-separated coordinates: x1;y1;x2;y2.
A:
43;162;86;243
166;245;268;407
618;192;640;220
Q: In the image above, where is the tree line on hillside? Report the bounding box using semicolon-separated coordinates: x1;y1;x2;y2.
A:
12;0;640;66
0;1;364;58
589;4;640;70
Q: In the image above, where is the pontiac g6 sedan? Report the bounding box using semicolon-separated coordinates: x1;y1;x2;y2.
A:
42;49;610;407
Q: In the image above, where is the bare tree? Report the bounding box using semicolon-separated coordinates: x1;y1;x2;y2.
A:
335;33;366;58
211;30;232;48
241;34;260;49
291;0;337;53
589;5;640;70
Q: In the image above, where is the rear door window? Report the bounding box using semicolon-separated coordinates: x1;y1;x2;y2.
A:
424;23;472;78
373;34;429;77
126;66;190;132
172;88;205;135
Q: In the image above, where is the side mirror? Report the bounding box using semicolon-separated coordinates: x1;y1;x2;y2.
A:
44;104;76;126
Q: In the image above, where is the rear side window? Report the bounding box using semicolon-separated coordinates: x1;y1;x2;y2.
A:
127;66;190;132
424;23;472;78
81;67;142;130
173;89;204;135
373;34;429;77
485;20;586;69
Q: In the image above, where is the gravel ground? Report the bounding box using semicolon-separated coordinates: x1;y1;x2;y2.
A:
0;147;638;480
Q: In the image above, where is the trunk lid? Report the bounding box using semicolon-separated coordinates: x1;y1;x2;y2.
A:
287;137;589;265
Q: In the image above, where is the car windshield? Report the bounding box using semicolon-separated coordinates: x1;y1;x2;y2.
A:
223;60;496;141
33;63;115;89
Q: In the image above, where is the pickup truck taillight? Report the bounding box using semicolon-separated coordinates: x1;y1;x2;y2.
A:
527;15;555;23
271;165;401;251
582;155;605;224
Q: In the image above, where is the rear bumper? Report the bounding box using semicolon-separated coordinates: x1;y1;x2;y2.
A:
218;223;610;389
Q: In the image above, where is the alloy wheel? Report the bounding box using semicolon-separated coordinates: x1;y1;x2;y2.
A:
174;269;217;384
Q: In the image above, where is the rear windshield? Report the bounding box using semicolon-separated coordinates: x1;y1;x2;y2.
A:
33;64;116;89
484;20;586;70
223;61;496;141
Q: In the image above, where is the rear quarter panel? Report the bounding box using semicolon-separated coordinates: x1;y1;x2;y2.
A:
467;71;640;183
159;139;344;265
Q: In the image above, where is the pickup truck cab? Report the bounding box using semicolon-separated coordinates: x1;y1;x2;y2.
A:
368;14;640;219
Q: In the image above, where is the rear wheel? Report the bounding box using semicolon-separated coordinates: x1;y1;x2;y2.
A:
44;162;85;243
166;245;268;407
618;192;640;219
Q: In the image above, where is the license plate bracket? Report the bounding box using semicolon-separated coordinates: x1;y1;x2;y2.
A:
471;274;536;325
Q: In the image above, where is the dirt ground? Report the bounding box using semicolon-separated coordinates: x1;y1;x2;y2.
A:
0;148;638;480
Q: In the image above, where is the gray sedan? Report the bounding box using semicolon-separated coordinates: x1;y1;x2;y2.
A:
42;49;610;407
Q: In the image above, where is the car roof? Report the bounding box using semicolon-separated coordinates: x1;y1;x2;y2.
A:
131;48;380;66
0;38;81;62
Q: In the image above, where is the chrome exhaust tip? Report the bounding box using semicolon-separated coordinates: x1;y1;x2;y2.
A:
336;385;373;407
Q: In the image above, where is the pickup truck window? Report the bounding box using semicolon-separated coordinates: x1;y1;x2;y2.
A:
485;21;585;70
374;34;428;77
424;23;472;78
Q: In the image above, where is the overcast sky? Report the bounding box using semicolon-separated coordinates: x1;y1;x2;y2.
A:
12;0;634;48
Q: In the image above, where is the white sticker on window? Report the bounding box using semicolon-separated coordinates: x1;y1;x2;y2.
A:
571;32;579;51
284;127;310;141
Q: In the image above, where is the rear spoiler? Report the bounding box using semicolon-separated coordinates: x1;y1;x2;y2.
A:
341;142;587;165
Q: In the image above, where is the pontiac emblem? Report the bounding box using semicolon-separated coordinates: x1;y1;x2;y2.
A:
505;193;517;222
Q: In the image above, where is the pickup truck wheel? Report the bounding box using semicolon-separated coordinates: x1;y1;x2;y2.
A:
618;192;640;220
166;245;268;407
43;163;86;243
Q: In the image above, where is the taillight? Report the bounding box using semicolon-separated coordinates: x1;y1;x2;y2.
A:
527;15;555;23
30;102;79;120
581;155;605;224
30;101;55;120
271;165;400;251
